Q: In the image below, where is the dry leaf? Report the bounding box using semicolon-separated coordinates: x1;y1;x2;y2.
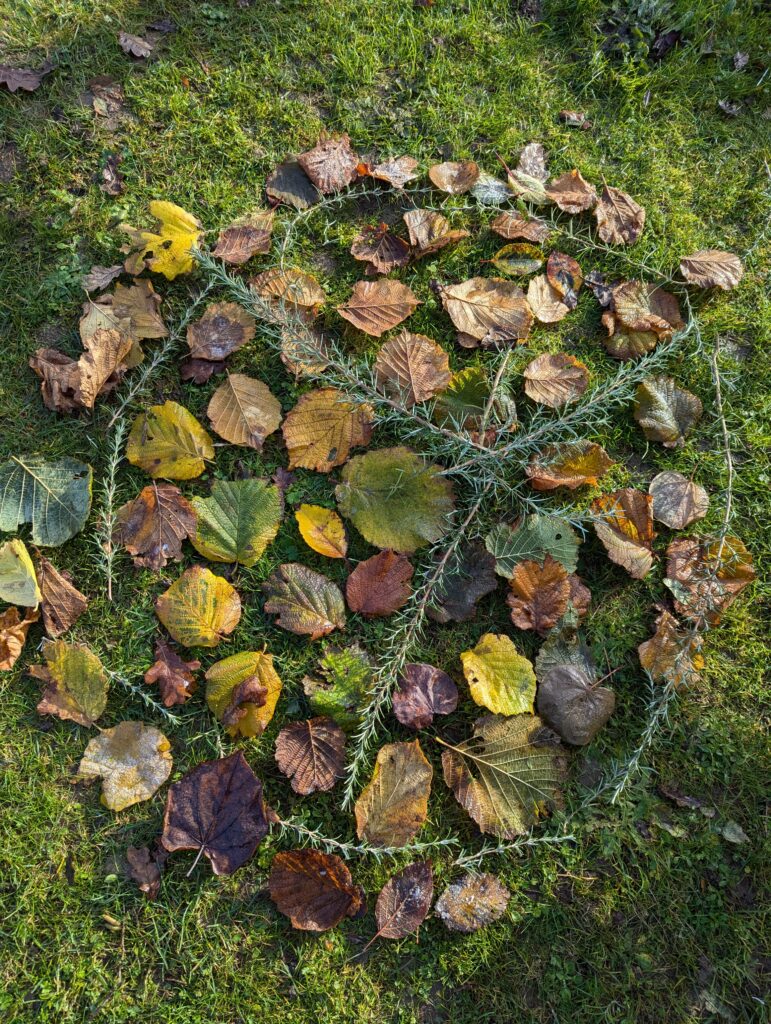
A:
592;488;654;579
186;302;256;361
546;169;597;212
269;850;364;931
346;550;413;617
337;279;420;337
282;387;374;472
77;721;172;811
0;607;39;671
403;209;470;258
355;739;432;847
359;155;419;188
490;210;550;243
263;563;346;639
266;159;319;209
36;555;87;637
296;504;348;559
507;143;550;203
507;555;571;635
298;134;359;193
649;471;709;529
144;639;200;706
526;442;614;491
373;862;433;941
182;356;229;384
680;250;743;290
0;61;53;93
120;201;203;279
114;483;196;569
392;663;458;729
30;327;133;413
461;633;536;715
526;275;570;323
118;31;153;57
601;283;683;359
638;608;704;688
524;353;589;407
350;224;410;273
442;277;533;343
536;665;616;745
206;650;282;738
274;717;346;794
665;536;754;625
127;401;214;480
82;265;122;292
207;373;282;450
30;639;108;726
435;873;509;933
635;376;702;447
155;565;241;647
251;267;326;312
546;251;583;309
280;325;330;377
428;160;480;194
213;210;274;265
125;845;162;900
427;540;498;624
594;186;645;245
374;331;451;407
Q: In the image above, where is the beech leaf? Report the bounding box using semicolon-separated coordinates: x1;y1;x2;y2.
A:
77;721;172;811
526;275;570;323
337;279;420;337
591;488;655;579
114;483;196;569
274;717;346;794
355;739;432;847
649;471;709;529
488;242;543;277
491;210;550;243
269;850;364;931
205;649;282;738
346;550;413;617
155;565;241;647
680;250;743;290
441;277;533;344
205;373;279;450
251;267;326;311
263;563;346;639
546;251;583;308
392;663;458;729
435;873;509;933
0;456;92;546
374;331;451;407
524;353;589;407
30;639;108;726
126;402;214;480
191;478;282;566
282;388;374;472
295;504;348;559
545;169;597;212
461;633;536;715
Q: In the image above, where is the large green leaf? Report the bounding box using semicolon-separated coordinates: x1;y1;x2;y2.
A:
335;446;455;554
191;479;282;566
0;456;92;546
485;515;579;577
303;643;374;730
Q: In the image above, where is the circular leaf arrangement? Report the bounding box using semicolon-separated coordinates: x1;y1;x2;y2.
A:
1;134;756;944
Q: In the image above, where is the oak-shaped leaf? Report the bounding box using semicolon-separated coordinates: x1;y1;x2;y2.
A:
374;331;451;407
485;515;580;576
274;717;346;794
192;478;282;566
594;186;645;245
336;447;455;554
491;210;550;243
77;721;172;811
263;563;345;640
461;633;536;715
435;873;509;933
186;302;256;361
0;607;39;672
155;566;241;647
346;550;413;617
161;751;271;875
350;224;411;273
536;665;615;746
337;279;420;337
207;373;282;450
591;488;654;579
30;639;108;726
665;535;754;625
545;169;597;212
251;267;326;312
125;845;162;900
526;275;570;323
120;201;203;279
638;608;704;688
428;160;480;194
114;483;196;570
296;504;347;559
109;278;168;342
0;60;54;93
303;644;374;730
298;134;359;193
441;714;566;838
36;555;88;637
127;402;214;480
427;540;498;624
441;277;533;344
269;849;364;931
680;250;743;290
282;388;374;472
507;555;572;635
206;649;282;738
265;159;319;210
144;639;200;707
355;739;432;847
524;353;589;407
373;862;433;941
526;442;614;491
0;456;92;547
392;663;458;729
213;210;274;265
0;538;40;607
358;155;419;188
649;471;709;529
403;209;470;259
634;375;702;447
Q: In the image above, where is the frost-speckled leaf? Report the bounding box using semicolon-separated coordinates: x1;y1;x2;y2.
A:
0;456;92;546
127;401;214;480
77;721;172;810
205;649;282;738
263;563;346;640
461;633;536;715
0;538;41;607
435;873;509;933
30;639;109;726
207;374;282;450
155;566;241;647
191;479;282;566
355;739;432;847
374;862;434;940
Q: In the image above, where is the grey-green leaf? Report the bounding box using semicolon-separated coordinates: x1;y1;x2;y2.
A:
0;456;93;546
485;515;579;577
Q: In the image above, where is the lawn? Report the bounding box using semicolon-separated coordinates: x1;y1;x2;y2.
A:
1;1;769;1022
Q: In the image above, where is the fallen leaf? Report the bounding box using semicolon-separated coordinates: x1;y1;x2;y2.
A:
471;171;515;204
303;643;374;729
127;401;214;480
85;74;127;123
280;324;330;377
442;277;533;343
296;504;347;558
441;714;566;837
373;862;433;940
337;279;420;337
392;663;458;729
350;224;411;273
427;540;498;623
649;471;709;529
584;269;614;307
0;457;92;547
355;739;432;847
591;489;655;579
507;143;550;203
0;607;39;671
403;209;470;258
491;210;550;243
155;565;241;647
298;134;359;193
336;446;455;554
433;367;492;427
274;717;346;794
719;821;749;845
120;201;203;279
82;265;123;292
161;751;271;875
680;250;743;290
186;302;256;361
485;516;580;576
35;555;87;636
263;563;346;640
125;845;162;899
524;353;589;407
144;639;200;706
526;274;570;323
488;242;544;277
213;210;274;265
266;159;320;209
30;328;133;412
100;152;124;195
0;538;40;607
191;478;282;566
282;388;374;472
546;251;583;308
0;61;53;93
558;109;590;128
638;608;703;688
346;550;413;617
594;186;645;245
507;555;572;635
30;640;108;725
114;483;196;570
435;873;509;933
601;283;683;359
77;721;172;811
461;633;536;715
118;31;154;57
546;169;597;212
665;535;754;625
428;160;480;194
526;442;614;491
269;850;363;931
359;155;419;188
537;663;615;745
205;649;282;737
635;376;702;447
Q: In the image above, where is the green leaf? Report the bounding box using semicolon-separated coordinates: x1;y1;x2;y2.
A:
335;446;455;554
433;368;489;429
0;538;41;607
30;639;109;727
191;479;282;566
485;515;579;577
0;456;92;546
303;643;374;730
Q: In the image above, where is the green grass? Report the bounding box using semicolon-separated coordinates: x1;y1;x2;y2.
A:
1;0;770;1021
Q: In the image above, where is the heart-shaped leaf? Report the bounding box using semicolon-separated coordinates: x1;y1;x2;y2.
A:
263;563;346;639
155;565;241;647
269;849;364;931
205;649;282;738
461;633;536;715
127;401;214;480
0;456;92;546
191;478;282;566
274;717;346;794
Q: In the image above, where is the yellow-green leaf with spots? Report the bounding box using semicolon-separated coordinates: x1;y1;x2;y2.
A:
461;633;536;715
205;650;283;738
155;566;241;648
127;401;214;480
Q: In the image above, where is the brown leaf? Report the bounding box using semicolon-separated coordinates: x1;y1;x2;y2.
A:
600;280;684;359
85;75;127;122
298;134;359;193
524;353;589;407
0;61;53;93
426;540;498;623
161;752;271;875
680;250;743;290
536;665;616;745
546;169;597;212
358;155;419;188
526;442;614;491
269;850;364;931
30;327;133;413
346;551;414;618
507;554;571;634
373;862;433;940
281;387;374;472
100;152;124;196
585;269;615;307
274;717;346;794
634;375;703;447
265;159;319;210
30;641;108;727
649;471;709;529
118;31;153;57
403;209;470;258
374;331;450;408
392;663;458;729
82;264;123;293
546;251;583;308
251;267;326;312
428;160;480;194
280;325;330;378
186;302;256;361
180;357;226;384
144;639;200;706
337;279;420;337
638;608;704;688
490;210;550;243
220;675;268;731
114;484;196;570
263;563;346;640
207;373;282;450
435;873;509;933
350;224;411;273
355;740;432;847
125;845;162;899
526;275;570;323
592;488;655;579
0;607;39;671
558;109;591;128
665;536;754;625
594;186;645;245
36;555;88;637
213;211;274;265
442;277;533;343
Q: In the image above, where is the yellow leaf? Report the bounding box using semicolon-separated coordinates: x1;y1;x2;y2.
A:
0;538;41;608
282;388;374;473
354;739;432;847
29;639;109;726
461;633;536;715
121;201;203;279
295;505;347;559
205;650;282;738
155;566;241;647
127;400;214;480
